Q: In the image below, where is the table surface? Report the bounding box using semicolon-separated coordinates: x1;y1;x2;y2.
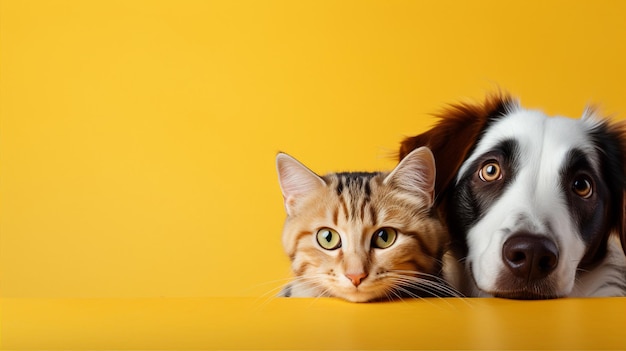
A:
2;297;625;350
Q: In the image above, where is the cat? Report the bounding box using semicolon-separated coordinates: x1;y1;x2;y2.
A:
275;147;454;302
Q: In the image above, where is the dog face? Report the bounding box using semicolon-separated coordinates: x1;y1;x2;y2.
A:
454;110;617;298
401;94;626;299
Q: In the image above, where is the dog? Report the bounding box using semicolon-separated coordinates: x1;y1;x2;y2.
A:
400;93;626;298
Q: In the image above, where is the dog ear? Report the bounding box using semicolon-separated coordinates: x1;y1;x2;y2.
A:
593;118;626;255
399;93;516;203
612;120;626;255
618;191;626;255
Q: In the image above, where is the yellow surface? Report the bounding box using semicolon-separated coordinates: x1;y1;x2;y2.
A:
2;297;625;350
2;1;626;349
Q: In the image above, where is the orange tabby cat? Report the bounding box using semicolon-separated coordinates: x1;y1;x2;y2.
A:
275;147;453;302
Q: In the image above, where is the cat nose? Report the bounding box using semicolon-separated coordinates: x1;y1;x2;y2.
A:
345;272;368;287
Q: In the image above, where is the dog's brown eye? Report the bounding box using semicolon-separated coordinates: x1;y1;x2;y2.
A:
572;176;593;198
479;162;502;182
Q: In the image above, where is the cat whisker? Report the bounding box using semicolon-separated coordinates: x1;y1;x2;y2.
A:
386;270;465;298
253;274;330;310
389;276;453;299
387;273;451;293
390;269;451;283
391;269;464;295
253;281;296;311
386;278;457;308
387;283;453;309
384;271;474;309
296;275;336;306
392;285;422;299
241;275;294;296
243;276;301;311
386;289;404;302
245;275;295;294
381;283;415;304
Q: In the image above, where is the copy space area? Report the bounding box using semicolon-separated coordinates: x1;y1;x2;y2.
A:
2;1;626;349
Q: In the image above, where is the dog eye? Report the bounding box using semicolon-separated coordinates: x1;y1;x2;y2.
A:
479;161;502;182
316;228;342;250
572;176;593;199
372;227;397;249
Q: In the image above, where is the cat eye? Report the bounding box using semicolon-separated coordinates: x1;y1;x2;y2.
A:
479;161;502;182
372;227;397;249
572;175;593;199
316;228;342;250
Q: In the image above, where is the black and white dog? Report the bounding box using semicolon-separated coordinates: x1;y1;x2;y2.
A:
400;93;626;298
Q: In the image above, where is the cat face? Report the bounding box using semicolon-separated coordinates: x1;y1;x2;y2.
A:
276;147;449;302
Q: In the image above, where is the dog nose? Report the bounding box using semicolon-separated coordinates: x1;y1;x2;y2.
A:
502;234;559;281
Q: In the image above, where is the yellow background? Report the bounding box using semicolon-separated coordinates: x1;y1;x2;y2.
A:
2;0;626;301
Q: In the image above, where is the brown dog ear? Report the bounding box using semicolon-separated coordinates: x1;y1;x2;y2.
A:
586;116;626;255
599;119;626;255
399;93;516;202
612;120;626;255
621;191;626;254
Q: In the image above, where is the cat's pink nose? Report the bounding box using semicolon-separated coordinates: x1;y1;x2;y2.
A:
345;272;368;287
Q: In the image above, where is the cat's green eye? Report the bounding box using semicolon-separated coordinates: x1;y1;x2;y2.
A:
316;228;342;250
372;227;397;249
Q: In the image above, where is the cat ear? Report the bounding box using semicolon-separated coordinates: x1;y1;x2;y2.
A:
276;153;326;216
384;146;436;207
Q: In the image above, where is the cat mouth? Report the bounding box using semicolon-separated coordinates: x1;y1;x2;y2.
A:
337;283;444;302
334;285;386;303
340;287;447;302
